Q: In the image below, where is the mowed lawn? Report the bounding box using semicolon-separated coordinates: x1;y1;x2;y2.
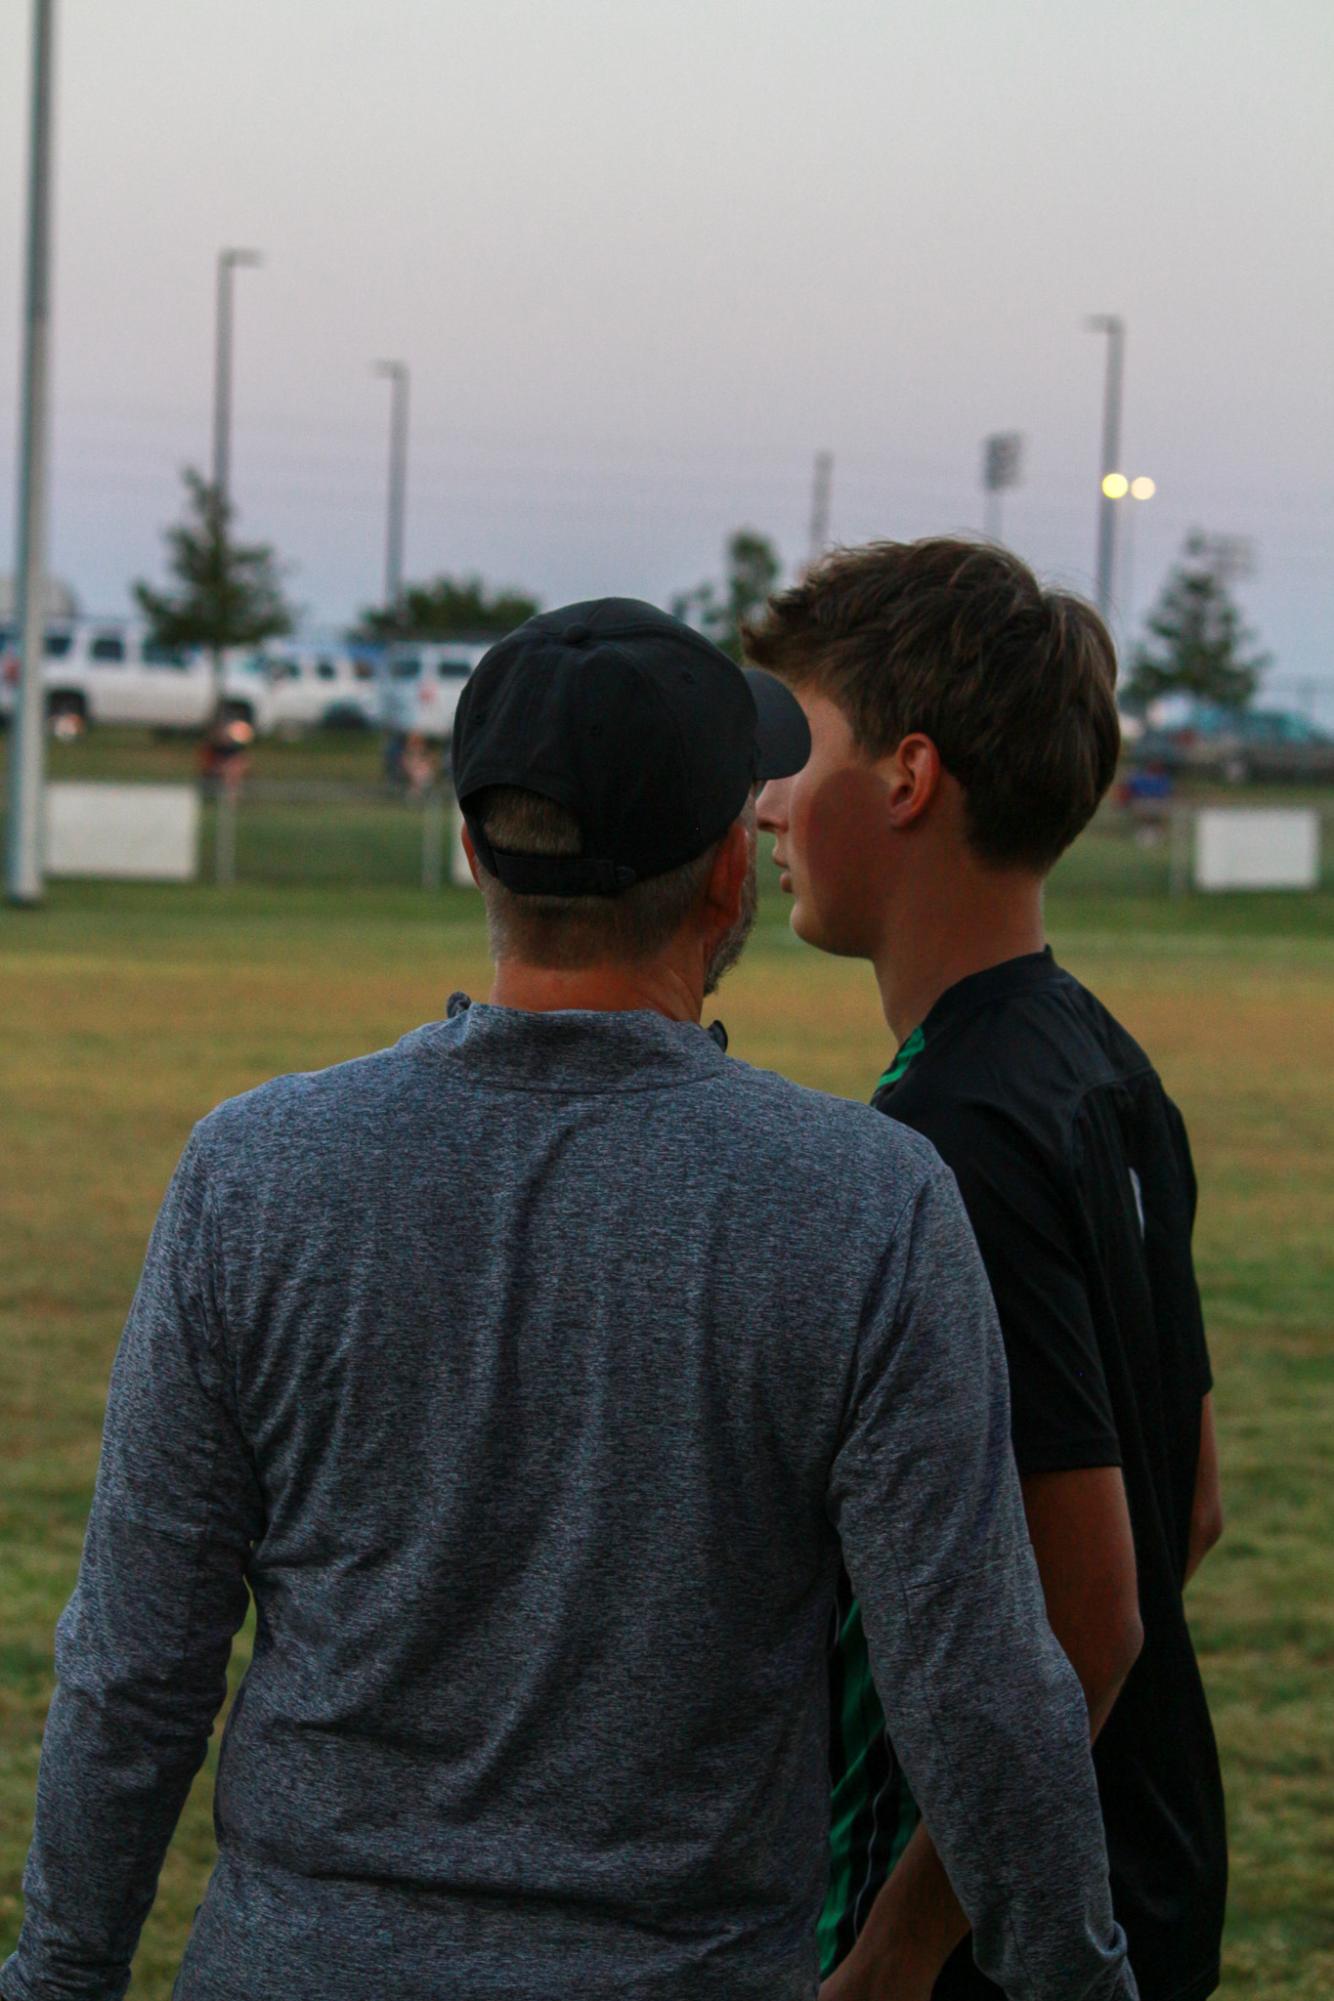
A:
1;873;1331;1996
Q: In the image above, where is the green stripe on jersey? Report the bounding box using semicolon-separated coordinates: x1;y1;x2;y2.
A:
820;1023;929;1976
875;1025;925;1097
819;1597;920;1972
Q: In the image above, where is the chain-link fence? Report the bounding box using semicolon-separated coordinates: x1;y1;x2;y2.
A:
194;782;1334;900
203;781;461;891
4;772;1332;899
1052;796;1334;899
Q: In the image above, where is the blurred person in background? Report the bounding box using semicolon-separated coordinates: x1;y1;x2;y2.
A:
382;724;408;788
402;729;439;798
197;716;253;800
1;600;1137;2001
751;539;1226;2001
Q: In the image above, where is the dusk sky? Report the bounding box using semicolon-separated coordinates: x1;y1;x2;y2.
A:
0;0;1330;699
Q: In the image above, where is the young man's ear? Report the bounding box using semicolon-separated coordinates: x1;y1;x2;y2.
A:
879;733;944;830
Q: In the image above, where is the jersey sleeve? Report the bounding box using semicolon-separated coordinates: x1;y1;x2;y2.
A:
828;1165;1135;2001
896;1096;1122;1477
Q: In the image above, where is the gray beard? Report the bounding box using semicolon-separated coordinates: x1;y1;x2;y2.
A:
703;853;759;996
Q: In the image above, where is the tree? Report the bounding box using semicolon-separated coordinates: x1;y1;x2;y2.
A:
352;575;541;644
1125;534;1268;712
134;469;295;706
672;529;782;661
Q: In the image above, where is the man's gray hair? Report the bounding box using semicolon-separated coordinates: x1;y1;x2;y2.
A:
470;787;725;968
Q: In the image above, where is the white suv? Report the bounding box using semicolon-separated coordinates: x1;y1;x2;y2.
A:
221;648;380;734
379;641;489;743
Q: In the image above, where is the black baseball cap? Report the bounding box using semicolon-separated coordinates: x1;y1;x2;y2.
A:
452;597;810;896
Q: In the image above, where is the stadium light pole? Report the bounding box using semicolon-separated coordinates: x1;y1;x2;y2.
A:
807;449;833;571
1116;474;1156;645
1087;314;1125;621
373;360;410;616
5;0;57;908
981;432;1023;548
213;247;262;512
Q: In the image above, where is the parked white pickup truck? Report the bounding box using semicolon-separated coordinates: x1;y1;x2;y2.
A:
379;641;489;743
0;622;213;731
0;625;383;736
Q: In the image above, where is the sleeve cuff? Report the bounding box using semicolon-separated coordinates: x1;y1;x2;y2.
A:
1013;1435;1124;1477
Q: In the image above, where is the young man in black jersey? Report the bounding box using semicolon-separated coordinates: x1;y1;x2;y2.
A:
750;539;1226;2001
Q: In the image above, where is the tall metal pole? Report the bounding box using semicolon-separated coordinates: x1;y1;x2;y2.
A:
5;0;57;907
213;255;232;506
212;247;261;511
374;360;410;613
207;247;260;712
807;449;833;571
1087;315;1125;620
981;433;1022;551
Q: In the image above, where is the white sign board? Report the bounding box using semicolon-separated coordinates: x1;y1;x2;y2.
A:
1194;808;1319;892
46;782;200;882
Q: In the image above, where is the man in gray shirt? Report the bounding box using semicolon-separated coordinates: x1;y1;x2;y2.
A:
3;600;1136;2001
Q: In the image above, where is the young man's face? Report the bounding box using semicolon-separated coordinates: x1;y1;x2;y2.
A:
756;688;899;959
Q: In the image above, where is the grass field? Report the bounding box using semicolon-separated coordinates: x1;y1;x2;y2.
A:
2;835;1332;1992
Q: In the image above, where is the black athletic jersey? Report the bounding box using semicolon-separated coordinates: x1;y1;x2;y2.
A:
825;949;1226;2001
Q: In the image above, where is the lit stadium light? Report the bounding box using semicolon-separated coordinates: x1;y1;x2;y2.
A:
1131;476;1157;500
1101;472;1130;500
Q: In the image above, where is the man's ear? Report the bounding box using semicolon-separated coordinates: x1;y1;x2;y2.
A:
460;820;485;890
878;733;943;830
705;817;751;927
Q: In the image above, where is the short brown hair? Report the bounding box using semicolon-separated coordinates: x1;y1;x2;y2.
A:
744;538;1120;871
471;787;719;967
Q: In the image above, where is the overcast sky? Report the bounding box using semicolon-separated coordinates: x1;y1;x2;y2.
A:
0;0;1330;694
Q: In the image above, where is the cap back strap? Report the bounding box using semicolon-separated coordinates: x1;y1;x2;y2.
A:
467;816;638;897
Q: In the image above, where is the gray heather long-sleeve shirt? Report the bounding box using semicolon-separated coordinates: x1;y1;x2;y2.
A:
4;1000;1136;2001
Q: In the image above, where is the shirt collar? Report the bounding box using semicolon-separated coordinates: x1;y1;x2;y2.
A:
433;992;730;1095
874;949;1062;1096
920;947;1061;1037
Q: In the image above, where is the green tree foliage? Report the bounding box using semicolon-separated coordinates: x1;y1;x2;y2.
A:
353;575;541;643
134;469;295;661
1126;534;1268;712
672;529;782;661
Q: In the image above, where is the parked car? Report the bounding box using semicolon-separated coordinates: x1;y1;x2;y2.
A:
221;647;380;734
0;626;386;739
379;640;490;744
1136;699;1334;783
0;622;213;732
